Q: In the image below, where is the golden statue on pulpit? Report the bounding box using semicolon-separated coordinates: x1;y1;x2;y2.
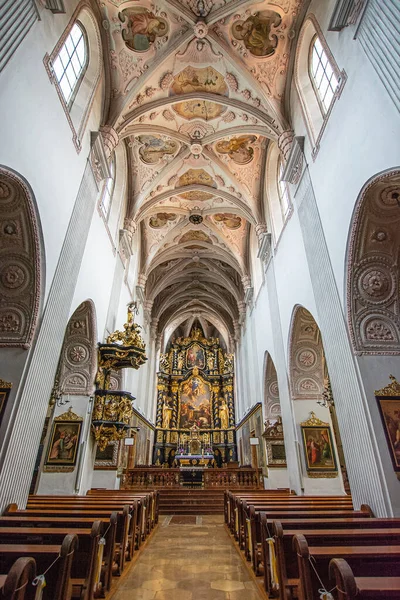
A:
219;398;229;429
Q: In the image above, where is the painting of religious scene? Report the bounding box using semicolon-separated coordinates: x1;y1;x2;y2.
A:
149;212;177;228
173;100;226;121
186;343;205;369
215;136;257;165
214;213;242;229
179;231;212;244
301;425;337;473
119;8;168;52
231;10;281;57
376;397;400;472
138;135;178;164
179;376;212;429
45;421;82;466
171;66;228;96
178;169;217;188
179;190;214;201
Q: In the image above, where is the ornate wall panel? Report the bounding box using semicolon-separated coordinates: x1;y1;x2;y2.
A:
58;300;97;394
0;168;41;348
288;306;324;399
264;354;281;418
347;170;400;355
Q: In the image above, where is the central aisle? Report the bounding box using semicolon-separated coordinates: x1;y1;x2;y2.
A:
109;515;264;600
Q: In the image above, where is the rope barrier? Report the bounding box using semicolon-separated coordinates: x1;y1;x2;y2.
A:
266;537;279;590
32;549;72;600
308;555;336;600
13;581;28;592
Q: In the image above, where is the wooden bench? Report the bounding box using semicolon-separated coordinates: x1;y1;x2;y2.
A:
0;522;101;600
261;517;400;598
329;557;400;600
0;534;78;600
2;510;118;594
293;534;400;600
0;557;36;600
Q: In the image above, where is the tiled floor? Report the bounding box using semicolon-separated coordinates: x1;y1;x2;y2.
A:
109;515;265;600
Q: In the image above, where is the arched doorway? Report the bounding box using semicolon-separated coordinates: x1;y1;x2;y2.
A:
288;306;349;494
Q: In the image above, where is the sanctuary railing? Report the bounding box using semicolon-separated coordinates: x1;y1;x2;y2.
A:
122;467;263;489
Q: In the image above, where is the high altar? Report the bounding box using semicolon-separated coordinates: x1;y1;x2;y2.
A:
153;328;237;467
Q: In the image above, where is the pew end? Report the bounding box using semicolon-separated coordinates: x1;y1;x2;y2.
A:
1;557;36;600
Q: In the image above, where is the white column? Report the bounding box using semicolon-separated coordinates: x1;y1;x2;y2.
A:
0;159;99;511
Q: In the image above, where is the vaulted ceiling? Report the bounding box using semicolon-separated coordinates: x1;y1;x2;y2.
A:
100;0;305;349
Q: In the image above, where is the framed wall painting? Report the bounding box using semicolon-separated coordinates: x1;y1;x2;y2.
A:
375;375;400;476
45;408;83;467
94;440;120;470
0;378;12;427
300;412;337;477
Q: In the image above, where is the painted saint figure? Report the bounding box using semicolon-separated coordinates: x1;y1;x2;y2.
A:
119;9;168;52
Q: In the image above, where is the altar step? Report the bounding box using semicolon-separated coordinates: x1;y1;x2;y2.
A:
158;489;225;514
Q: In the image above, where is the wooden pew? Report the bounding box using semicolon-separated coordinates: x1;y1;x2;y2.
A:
27;495;144;552
0;533;78;600
243;502;366;572
261;517;400;598
329;558;400;600
293;534;400;600
7;502;131;577
0;522;101;600
2;510;118;594
0;557;36;600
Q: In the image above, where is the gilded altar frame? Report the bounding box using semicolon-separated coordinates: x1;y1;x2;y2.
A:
375;375;400;476
300;412;338;478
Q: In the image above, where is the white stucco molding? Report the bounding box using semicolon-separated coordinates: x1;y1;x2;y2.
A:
43;0;66;14
281;136;305;185
328;0;356;30
90;131;111;186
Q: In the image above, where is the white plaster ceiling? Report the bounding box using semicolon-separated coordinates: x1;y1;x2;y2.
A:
100;0;304;346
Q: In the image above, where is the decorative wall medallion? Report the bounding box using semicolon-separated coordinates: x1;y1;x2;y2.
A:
0;169;41;348
296;348;317;368
57;301;97;395
356;261;395;305
119;8;169;52
269;381;279;398
231;10;282;57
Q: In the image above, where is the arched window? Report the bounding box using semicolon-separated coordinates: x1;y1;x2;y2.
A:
52;23;88;107
100;156;115;219
278;159;291;218
309;35;338;115
294;16;344;155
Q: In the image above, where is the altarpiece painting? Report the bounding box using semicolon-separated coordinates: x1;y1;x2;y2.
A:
45;408;82;467
0;378;12;427
154;326;237;466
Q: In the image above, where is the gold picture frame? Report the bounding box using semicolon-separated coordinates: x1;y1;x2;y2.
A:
45;408;83;467
0;378;12;427
300;412;337;477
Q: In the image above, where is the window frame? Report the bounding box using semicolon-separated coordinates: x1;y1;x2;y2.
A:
277;159;291;220
99;156;116;221
52;21;88;111
309;34;339;117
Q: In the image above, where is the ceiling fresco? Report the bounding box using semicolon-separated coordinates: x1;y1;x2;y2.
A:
99;0;305;349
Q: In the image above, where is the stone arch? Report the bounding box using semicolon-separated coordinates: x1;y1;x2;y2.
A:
263;352;281;419
288;305;324;400
0;166;43;348
346;168;400;355
57;300;97;395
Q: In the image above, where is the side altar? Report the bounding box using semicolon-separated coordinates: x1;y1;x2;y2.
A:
153;327;237;467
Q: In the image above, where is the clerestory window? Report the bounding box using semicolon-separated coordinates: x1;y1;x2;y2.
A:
100;156;116;220
278;159;291;218
52;22;88;108
310;35;339;115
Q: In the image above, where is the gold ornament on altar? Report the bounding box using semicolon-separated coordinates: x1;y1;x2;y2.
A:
162;397;173;429
92;425;127;451
219;398;229;429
